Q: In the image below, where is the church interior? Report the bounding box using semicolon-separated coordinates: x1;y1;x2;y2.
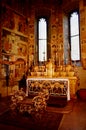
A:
0;0;86;129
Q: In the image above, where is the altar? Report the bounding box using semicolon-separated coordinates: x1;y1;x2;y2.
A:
28;62;79;99
26;77;70;101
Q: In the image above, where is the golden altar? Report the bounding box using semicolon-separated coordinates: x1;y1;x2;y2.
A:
27;63;79;99
26;77;70;100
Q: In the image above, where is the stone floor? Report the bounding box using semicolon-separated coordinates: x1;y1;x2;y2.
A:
0;97;86;130
59;99;86;130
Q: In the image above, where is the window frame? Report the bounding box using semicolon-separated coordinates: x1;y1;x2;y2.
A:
69;10;81;66
37;16;49;65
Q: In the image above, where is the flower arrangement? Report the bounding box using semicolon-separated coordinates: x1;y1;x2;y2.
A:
10;88;49;116
10;88;26;112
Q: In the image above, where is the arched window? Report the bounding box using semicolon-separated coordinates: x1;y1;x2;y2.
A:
38;18;47;63
69;11;80;63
